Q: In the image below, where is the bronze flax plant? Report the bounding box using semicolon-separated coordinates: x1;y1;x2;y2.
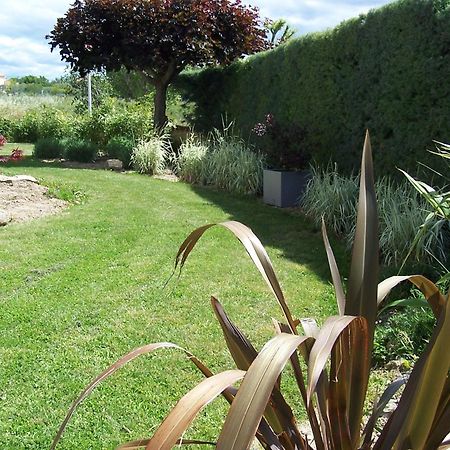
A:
53;131;450;449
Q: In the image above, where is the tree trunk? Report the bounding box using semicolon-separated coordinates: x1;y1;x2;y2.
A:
154;80;168;130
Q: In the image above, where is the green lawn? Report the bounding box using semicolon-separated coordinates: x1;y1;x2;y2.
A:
0;142;34;156
0;156;344;449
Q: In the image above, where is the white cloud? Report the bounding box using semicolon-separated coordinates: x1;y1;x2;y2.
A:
248;0;392;34
0;0;394;79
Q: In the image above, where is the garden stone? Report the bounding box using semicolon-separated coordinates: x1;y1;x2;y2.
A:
106;159;123;171
14;175;38;183
0;175;39;184
0;209;11;226
0;175;13;184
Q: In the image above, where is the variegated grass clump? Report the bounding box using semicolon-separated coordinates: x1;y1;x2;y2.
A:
400;141;450;271
301;166;432;267
206;127;264;195
131;134;171;175
173;126;264;195
175;134;209;184
52;132;450;450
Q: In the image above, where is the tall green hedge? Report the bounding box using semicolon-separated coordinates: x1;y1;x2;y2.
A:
179;0;450;176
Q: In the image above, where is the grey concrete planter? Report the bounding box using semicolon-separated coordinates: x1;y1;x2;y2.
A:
263;169;310;208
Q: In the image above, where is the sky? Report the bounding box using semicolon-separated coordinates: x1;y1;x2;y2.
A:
0;0;393;80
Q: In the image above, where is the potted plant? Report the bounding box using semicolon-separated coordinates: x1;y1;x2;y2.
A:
253;114;310;207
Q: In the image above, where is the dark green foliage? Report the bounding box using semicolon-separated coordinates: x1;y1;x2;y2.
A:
63;139;98;162
33;138;65;159
106;136;135;167
252;114;309;169
373;307;436;366
180;0;450;176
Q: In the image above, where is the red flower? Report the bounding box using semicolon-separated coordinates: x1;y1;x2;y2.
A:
10;148;24;161
0;135;7;146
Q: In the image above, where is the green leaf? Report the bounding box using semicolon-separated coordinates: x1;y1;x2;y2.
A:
322;219;346;315
346;131;379;342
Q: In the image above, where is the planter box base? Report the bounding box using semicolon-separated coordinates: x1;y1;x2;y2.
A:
263;169;310;208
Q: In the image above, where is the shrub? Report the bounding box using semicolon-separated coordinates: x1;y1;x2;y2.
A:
0;117;15;141
373;307;435;367
34;138;65;159
53;132;450;450
105;136;135;168
251;113;309;170
63;139;98;163
104;107;153;141
175;134;209;184
131;135;171;175
13;110;40;142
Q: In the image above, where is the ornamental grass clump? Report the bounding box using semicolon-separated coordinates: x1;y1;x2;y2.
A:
53;132;450;450
173;125;264;195
175;134;209;184
131;134;171;175
302;166;429;267
205;126;264;195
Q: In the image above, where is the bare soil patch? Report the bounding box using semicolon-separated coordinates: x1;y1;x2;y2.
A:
0;175;68;225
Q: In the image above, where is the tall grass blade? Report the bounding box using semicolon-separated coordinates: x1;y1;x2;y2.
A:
175;221;297;332
307;316;360;404
145;370;245;450
362;376;408;446
377;275;446;318
374;294;450;449
51;343;213;449
393;293;450;449
216;333;312;450
346;130;378;337
322;219;346;315
118;438;216;449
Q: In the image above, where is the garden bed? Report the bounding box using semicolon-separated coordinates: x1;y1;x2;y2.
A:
0;175;67;225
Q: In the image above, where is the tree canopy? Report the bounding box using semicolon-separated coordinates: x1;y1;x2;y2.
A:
48;0;267;128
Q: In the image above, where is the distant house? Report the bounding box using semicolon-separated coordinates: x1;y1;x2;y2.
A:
0;73;8;91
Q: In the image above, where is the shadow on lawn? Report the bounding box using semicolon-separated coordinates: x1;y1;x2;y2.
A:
0;156;62;169
0;157;109;170
189;184;349;284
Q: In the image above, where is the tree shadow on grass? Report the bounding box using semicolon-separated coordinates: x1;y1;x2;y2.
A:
189;184;349;285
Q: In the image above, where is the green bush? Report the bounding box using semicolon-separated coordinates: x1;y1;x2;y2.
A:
33;138;64;159
13;110;40;142
131;135;171;175
0;117;16;141
63;139;98;162
373;307;435;367
106;136;135;168
179;0;450;176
